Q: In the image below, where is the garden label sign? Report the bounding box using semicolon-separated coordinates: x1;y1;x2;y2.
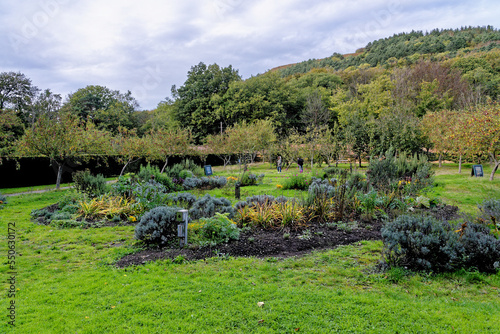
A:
471;164;484;177
204;165;213;176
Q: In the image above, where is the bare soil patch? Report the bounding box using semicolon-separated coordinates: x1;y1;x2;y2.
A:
115;204;461;267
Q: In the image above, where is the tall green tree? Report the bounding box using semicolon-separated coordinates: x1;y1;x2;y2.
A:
61;85;139;134
172;62;241;142
16;114;112;188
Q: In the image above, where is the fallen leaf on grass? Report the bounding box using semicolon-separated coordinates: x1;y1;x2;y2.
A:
257;302;265;307
258;319;264;324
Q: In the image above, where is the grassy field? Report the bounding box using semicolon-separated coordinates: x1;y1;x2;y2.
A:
1;162;499;333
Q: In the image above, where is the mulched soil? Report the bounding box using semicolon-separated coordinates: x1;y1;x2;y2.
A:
116;221;383;267
31;201;461;267
115;204;461;268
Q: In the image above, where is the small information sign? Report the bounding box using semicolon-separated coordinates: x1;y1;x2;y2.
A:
471;165;484;177
204;165;213;176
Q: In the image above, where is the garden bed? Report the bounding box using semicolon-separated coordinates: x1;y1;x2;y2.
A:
116;204;461;267
116;221;383;267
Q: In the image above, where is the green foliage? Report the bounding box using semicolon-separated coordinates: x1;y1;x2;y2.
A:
382;214;500;273
164;159;204;178
282;174;310;190
132;180;167;210
196;213;240;245
134;206;182;246
72;169;108;198
189;194;234;220
172;62;241;142
137;164;178;192
165;192;198;209
0;191;7;208
240;173;265;186
367;150;433;195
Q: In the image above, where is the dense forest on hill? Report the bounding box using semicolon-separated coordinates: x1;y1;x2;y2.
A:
2;26;500;179
279;26;500;76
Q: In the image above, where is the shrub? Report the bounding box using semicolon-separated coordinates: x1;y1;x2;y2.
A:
382;215;459;272
189;194;234;220
346;172;369;192
245;195;275;207
282;174;310;190
457;222;500;272
183;177;202;190
72;170;107;197
179;169;194;179
111;174;137;198
367;150;433;195
137;164;178;192
165;159;204;178
382;214;500;273
240;173;265;186
324;166;342;178
183;176;227;190
135;206;182;246
198;213;240;245
0;191;7;208
308;178;335;199
165;192;197;208
478;199;500;227
132;180;168;210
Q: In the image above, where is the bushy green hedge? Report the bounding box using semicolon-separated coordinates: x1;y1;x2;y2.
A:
72;170;108;197
134;206;182;246
382;214;500;273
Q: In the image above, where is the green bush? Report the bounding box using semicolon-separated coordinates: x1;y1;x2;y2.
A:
137;164;178;192
198;213;240;245
367;150;433;195
478;199;500;228
134;206;182;246
72;170;107;197
189;194;234;220
240;173;265;186
382;214;500;273
165;159;203;179
282;174;310;190
132;180;168;210
0;191;7;209
179;169;194;179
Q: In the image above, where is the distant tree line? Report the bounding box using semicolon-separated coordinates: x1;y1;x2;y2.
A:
2;26;500;182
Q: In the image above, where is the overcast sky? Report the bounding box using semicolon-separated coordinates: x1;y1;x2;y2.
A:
1;0;498;110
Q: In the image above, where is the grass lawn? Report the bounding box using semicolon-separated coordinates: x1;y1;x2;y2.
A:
1;162;499;333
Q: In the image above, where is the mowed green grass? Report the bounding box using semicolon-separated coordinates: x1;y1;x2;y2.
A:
1;162;499;333
429;162;500;214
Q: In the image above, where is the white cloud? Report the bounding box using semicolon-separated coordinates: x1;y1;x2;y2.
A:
0;0;498;109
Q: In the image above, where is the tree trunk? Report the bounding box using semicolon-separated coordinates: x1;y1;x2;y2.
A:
160;157;169;174
489;153;499;181
438;153;442;167
53;160;64;190
358;155;362;168
120;160;131;177
458;154;462;174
